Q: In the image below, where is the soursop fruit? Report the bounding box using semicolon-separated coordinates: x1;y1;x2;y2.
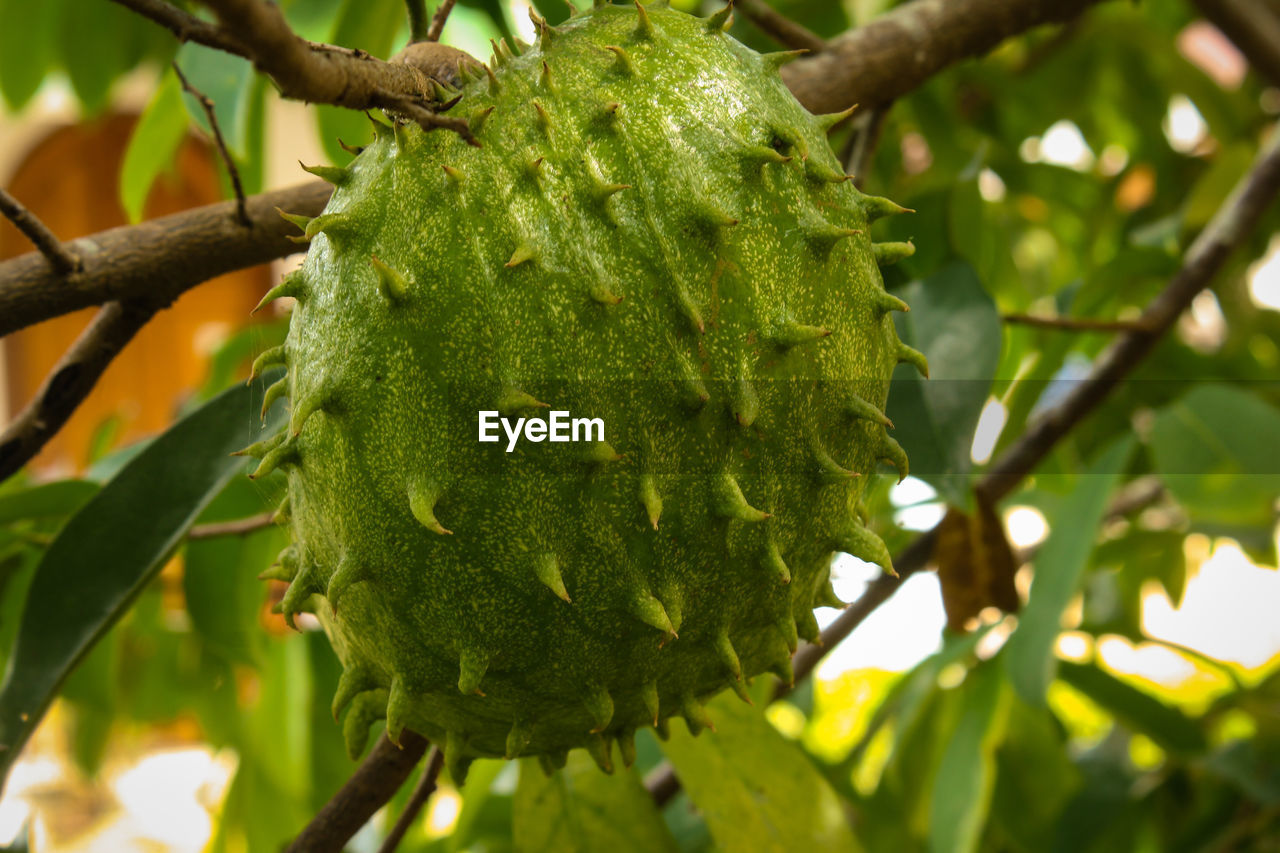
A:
246;1;925;780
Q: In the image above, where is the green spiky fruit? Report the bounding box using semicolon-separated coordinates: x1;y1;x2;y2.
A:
250;2;924;778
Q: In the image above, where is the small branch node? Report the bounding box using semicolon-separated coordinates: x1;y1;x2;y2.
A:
0;188;82;276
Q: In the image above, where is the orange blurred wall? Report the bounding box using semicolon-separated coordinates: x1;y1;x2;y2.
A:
1;113;272;475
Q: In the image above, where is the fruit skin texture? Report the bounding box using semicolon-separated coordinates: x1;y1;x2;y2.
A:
249;2;924;779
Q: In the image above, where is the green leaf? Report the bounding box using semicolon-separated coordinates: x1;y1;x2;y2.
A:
183;477;283;666
120;72;190;223
1003;435;1134;705
449;759;507;852
0;0;62;111
1057;660;1206;755
660;694;861;853
886;261;1002;504
0;480;98;526
315;0;405;164
1148;384;1280;528
0;374;286;791
929;664;1010;853
58;1;138;114
989;696;1082;852
513;752;678;853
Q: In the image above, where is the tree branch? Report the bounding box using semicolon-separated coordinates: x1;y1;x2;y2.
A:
782;0;1105;114
0;302;157;481
0;181;331;339
377;746;444;853
4;0;1107;337
738;0;826;53
172;63;251;227
287;731;430;853
0;189;81;275
198;0;476;144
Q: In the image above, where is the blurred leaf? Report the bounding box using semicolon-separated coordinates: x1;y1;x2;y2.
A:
887;261;1002;503
0;548;39;667
1003;435;1134;705
280;0;347;41
304;631;352;813
315;0;405;164
512;752;678;853
933;493;1019;632
1182;144;1254;232
184;477;283;666
58;1;139;114
660;694;861;853
929;663;1010;853
1057;660;1206;755
449;759;507;852
0;0;62;111
1148;384;1280;528
0;480;98;525
0;374;286;791
60;628;120;777
989;696;1081;852
1204;739;1280;806
120;72;190;223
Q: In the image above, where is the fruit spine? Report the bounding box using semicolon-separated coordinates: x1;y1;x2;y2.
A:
248;1;925;781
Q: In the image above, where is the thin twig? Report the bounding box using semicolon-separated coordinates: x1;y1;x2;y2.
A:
0;302;157;482
406;0;431;43
188;512;276;540
844;104;892;188
287;732;430;853
377;747;444;853
172;63;251;227
979;127;1280;502
738;0;827;53
426;0;458;43
1002;313;1152;333
0;188;81;275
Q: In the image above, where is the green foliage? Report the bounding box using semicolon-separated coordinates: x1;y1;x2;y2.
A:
661;694;861;853
886;261;1002;503
0;375;286;785
120;72;190;223
513;753;678;853
1004;436;1134;705
1;0;1279;851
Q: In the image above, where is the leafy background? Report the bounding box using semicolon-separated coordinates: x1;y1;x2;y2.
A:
1;0;1279;850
